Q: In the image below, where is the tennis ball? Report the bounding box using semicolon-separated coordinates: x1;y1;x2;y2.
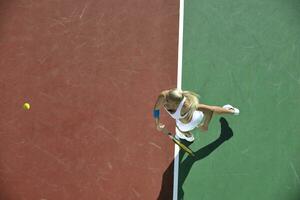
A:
23;103;30;110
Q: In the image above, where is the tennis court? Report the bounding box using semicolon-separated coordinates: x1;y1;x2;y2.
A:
0;0;299;200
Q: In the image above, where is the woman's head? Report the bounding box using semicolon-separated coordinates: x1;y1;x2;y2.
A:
165;88;200;113
165;88;183;109
166;89;183;102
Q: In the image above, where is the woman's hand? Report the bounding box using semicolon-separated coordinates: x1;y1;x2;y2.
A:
156;122;166;131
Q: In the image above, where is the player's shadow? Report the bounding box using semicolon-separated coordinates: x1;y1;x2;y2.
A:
157;117;233;200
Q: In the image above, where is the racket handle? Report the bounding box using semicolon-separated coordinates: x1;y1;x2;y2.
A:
161;128;174;139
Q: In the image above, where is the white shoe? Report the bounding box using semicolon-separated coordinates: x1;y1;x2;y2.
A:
223;104;240;115
175;128;195;142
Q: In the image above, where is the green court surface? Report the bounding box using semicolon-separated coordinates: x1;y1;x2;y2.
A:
179;0;300;199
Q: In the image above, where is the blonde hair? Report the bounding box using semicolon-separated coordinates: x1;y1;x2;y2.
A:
167;88;200;116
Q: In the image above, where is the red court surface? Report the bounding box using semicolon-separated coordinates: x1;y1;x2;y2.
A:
0;1;179;199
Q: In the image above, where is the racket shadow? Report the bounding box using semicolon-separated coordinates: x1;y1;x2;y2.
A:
157;117;233;200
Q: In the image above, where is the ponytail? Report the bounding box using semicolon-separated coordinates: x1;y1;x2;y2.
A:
182;90;200;116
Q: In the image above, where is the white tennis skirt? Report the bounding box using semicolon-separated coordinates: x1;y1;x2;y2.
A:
176;110;204;132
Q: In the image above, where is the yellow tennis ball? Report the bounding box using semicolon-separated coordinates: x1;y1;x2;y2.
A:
23;103;30;110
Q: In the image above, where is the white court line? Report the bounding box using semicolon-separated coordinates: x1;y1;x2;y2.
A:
173;0;185;199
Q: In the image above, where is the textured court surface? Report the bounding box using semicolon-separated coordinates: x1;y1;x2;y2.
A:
179;0;300;199
0;1;178;199
1;1;300;200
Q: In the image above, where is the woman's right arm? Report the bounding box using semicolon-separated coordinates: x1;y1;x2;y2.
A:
153;90;168;131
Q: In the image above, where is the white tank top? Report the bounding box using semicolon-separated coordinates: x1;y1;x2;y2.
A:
164;97;188;120
176;110;204;132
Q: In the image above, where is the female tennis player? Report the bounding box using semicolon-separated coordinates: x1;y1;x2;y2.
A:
153;88;239;142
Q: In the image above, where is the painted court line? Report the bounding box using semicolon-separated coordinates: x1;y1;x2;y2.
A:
173;0;185;199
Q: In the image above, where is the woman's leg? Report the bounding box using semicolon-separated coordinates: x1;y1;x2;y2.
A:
197;105;238;132
198;110;213;132
211;106;235;114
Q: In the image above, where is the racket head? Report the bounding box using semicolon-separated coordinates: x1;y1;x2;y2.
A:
172;137;195;156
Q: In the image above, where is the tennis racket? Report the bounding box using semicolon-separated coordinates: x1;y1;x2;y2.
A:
161;128;195;156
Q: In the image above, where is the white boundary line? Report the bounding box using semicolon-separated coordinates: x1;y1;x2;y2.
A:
173;0;184;199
